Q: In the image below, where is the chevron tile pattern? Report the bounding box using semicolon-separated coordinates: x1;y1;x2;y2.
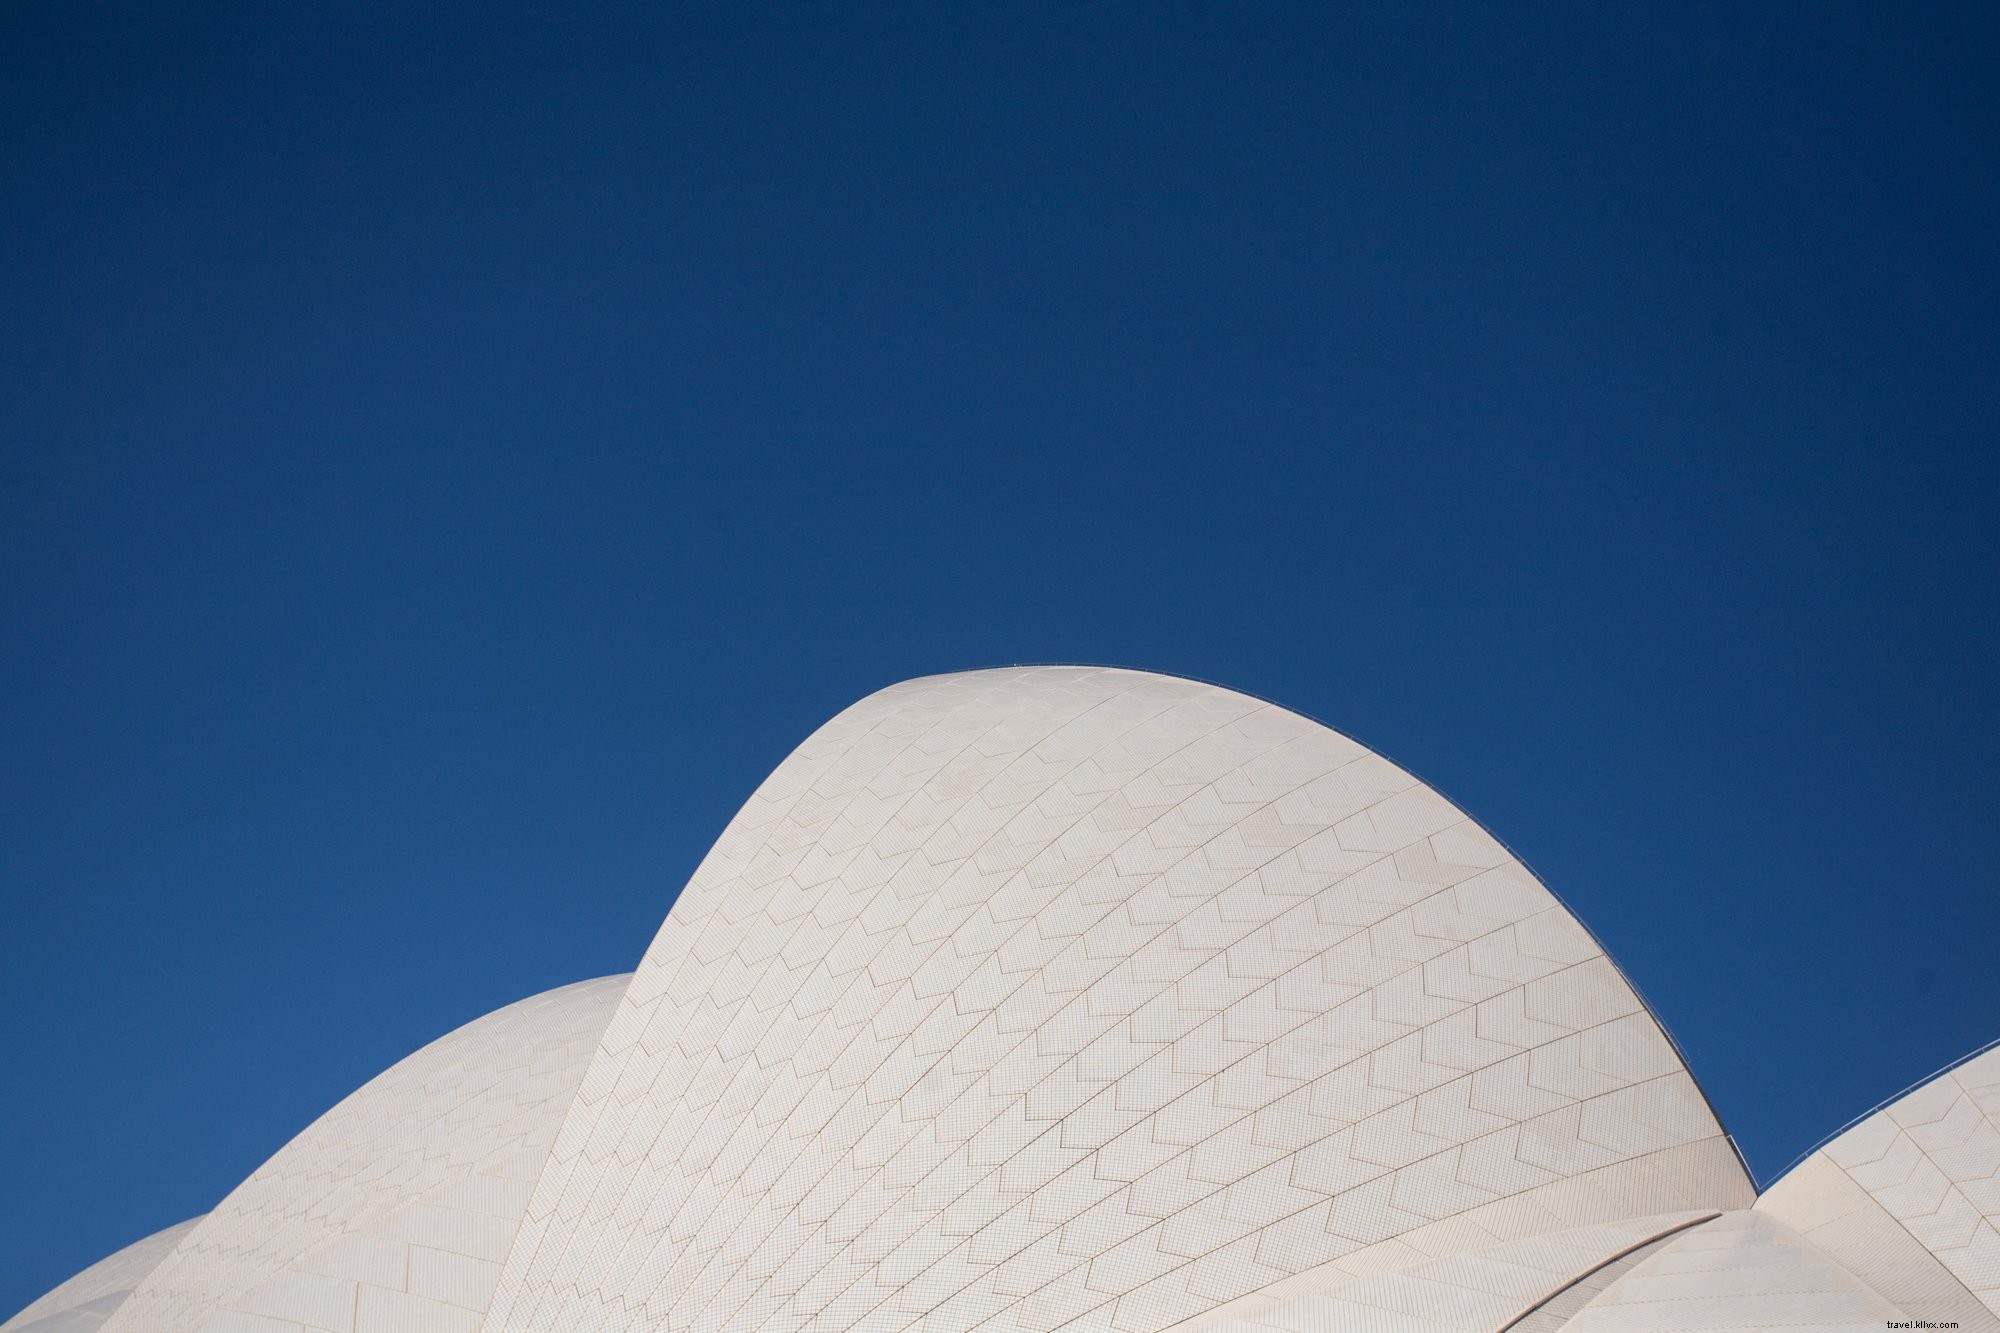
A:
481;668;1752;1333
99;975;628;1333
1550;1209;1902;1332
1757;1044;2000;1331
1160;1210;1718;1333
1503;1229;1689;1333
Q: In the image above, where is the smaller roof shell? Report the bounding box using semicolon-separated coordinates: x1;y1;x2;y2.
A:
1753;1044;2000;1330
0;1217;204;1333
98;974;628;1333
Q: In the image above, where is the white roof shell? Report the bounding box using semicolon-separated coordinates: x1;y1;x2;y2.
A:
99;974;627;1333
1;1217;203;1333
483;667;1753;1333
9;667;1993;1333
1751;1044;2000;1330
1540;1045;2000;1331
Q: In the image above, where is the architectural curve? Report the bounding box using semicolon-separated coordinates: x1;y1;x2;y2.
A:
100;974;629;1333
1753;1044;2000;1330
1163;1209;1722;1333
18;665;1992;1333
483;666;1753;1333
1;1216;203;1333
1538;1208;1901;1332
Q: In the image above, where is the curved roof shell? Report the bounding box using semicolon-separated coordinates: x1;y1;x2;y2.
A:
99;974;627;1333
483;666;1753;1333
1532;1045;2000;1331
1753;1043;2000;1330
17;665;1993;1333
0;1217;203;1333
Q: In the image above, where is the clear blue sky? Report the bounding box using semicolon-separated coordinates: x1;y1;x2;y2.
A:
3;3;1996;1315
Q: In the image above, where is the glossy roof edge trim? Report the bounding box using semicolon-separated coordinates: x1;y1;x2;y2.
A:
1493;1209;1723;1333
1764;1031;2000;1188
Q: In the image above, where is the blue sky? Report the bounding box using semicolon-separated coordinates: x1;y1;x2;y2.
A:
3;2;1996;1315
